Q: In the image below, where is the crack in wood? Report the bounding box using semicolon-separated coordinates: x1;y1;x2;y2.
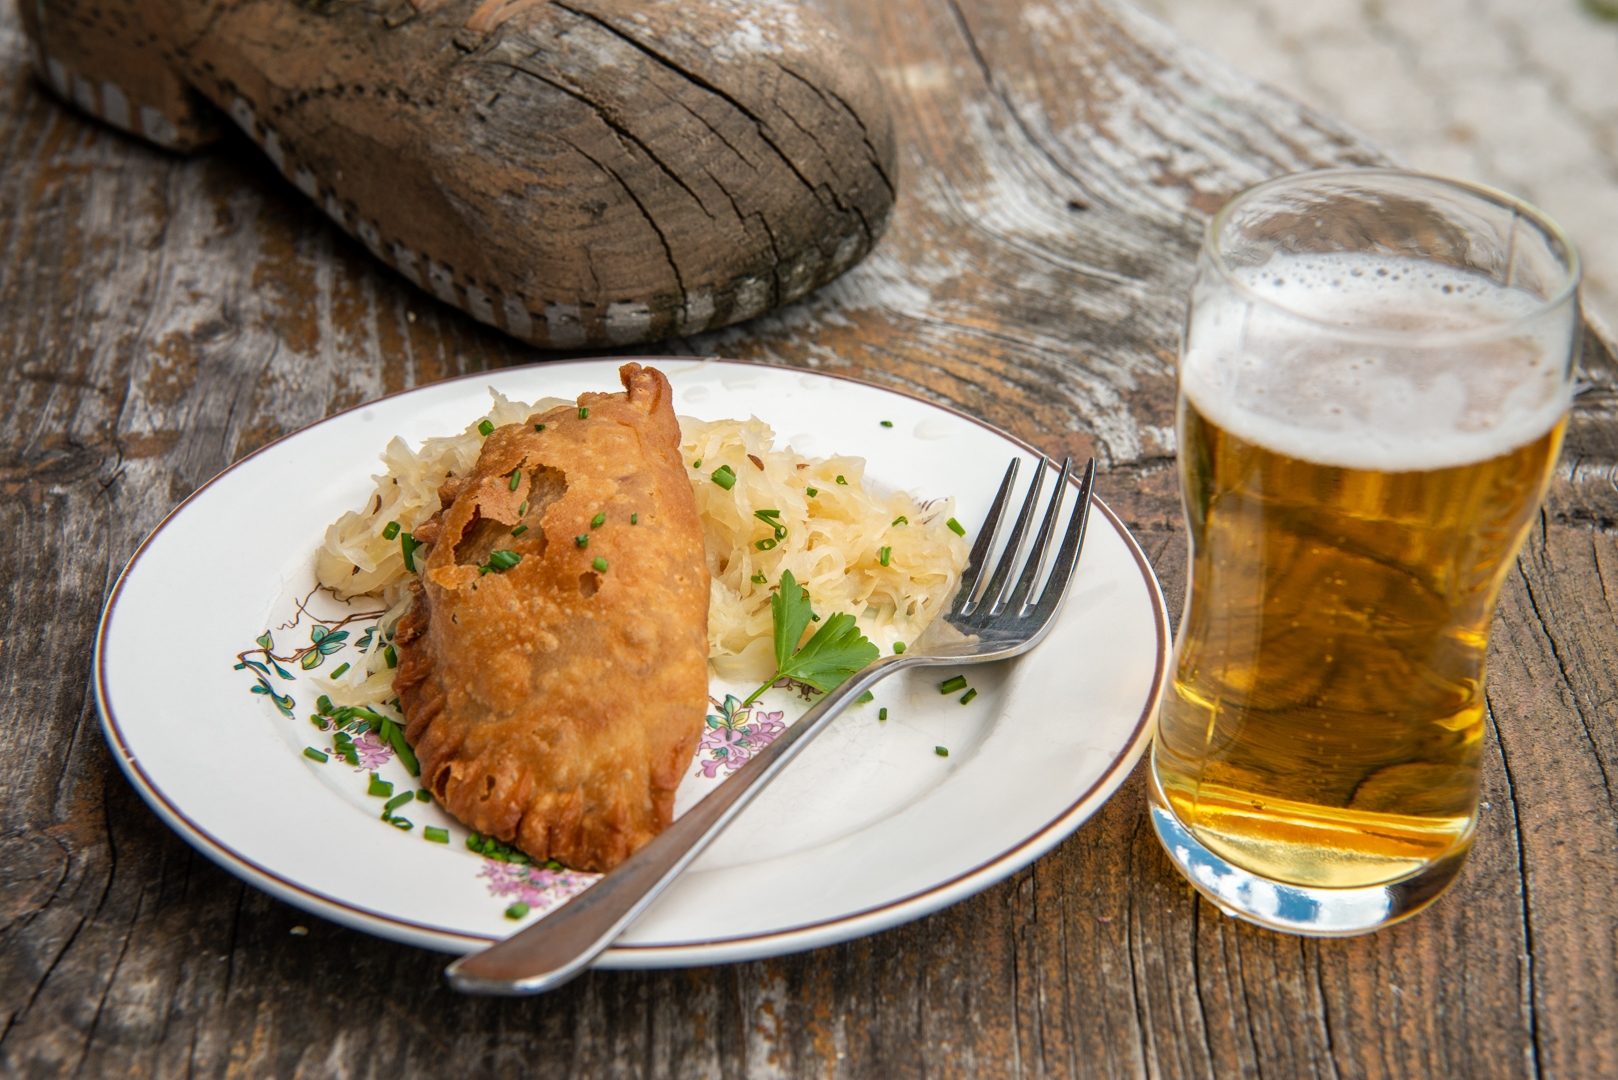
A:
1484;698;1546;1080
1514;557;1618;814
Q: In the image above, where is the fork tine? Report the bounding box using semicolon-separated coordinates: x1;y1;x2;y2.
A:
955;457;1020;614
1008;457;1074;616
976;457;1047;617
1027;458;1096;613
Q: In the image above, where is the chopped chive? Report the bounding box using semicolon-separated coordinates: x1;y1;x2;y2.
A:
383;721;420;776
893;642;906;654
485;549;521;572
693;459;702;468
879;708;889;721
303;747;329;763
631;513;638;524
939;675;968;695
509;468;522;490
508;852;530;865
960;688;979;705
518;501;528;516
935;746;949;757
478;419;495;437
389;817;412;830
576;534;589;548
806;487;818;497
309;715;326;730
755;537;778;551
892;516;908;526
856;690;874;704
879;546;892;567
466;834;483;851
511;524;528;538
506;902;531;920
811;613;821;622
579;407;589;419
751;572;767;584
424;826;449;843
593;556;608;572
384;645;398;669
382;520;401;540
711;464;736;490
753;509;788;541
591;512;606;528
384;791;414;813
947;517;966;537
545;859;564;871
400;531;420;572
415;789;430;802
316;694;334;716
880;420;893;428
330;662;351;679
534;423;545;431
368;774;394;798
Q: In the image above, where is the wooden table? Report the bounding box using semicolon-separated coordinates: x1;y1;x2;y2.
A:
4;0;1616;1075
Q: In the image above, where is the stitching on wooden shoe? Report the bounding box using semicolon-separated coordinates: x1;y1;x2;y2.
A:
217;84;559;342
605;302;651;345
101;83;131;131
38;50;179;147
140;107;181;148
546;305;585;349
40;57;820;349
45;55;69;98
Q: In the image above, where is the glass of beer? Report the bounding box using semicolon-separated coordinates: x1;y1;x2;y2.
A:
1150;169;1581;935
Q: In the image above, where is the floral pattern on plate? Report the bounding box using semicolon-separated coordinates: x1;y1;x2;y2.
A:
481;861;600;918
697;694;787;778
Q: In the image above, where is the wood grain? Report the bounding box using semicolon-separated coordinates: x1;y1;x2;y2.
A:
3;0;1616;1076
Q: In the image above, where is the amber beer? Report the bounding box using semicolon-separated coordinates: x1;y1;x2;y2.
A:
1155;402;1563;888
1154;252;1572;891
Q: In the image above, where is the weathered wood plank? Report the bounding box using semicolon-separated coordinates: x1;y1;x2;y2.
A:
4;0;1618;1075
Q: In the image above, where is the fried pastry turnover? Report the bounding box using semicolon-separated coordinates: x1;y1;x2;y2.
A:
393;363;709;872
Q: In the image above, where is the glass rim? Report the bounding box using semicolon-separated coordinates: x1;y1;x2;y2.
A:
1203;167;1583;348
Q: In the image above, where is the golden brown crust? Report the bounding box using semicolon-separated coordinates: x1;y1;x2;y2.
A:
392;363;709;872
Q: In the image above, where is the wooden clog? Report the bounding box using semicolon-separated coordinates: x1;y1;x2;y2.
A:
21;0;897;346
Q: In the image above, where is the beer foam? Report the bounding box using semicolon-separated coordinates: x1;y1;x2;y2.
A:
1181;253;1573;472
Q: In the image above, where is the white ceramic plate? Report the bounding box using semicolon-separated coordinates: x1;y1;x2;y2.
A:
95;358;1169;967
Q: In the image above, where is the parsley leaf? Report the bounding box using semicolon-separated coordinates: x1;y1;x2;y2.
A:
784;613;877;689
770;569;816;675
743;570;879;706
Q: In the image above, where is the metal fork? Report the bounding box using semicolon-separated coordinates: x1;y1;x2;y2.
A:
445;455;1098;995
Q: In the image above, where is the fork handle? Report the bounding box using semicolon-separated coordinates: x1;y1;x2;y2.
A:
444;655;916;995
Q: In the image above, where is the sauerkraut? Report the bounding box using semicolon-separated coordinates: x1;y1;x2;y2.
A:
315;391;969;689
680;416;968;680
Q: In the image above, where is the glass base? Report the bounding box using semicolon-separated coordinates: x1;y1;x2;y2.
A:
1147;764;1472;936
